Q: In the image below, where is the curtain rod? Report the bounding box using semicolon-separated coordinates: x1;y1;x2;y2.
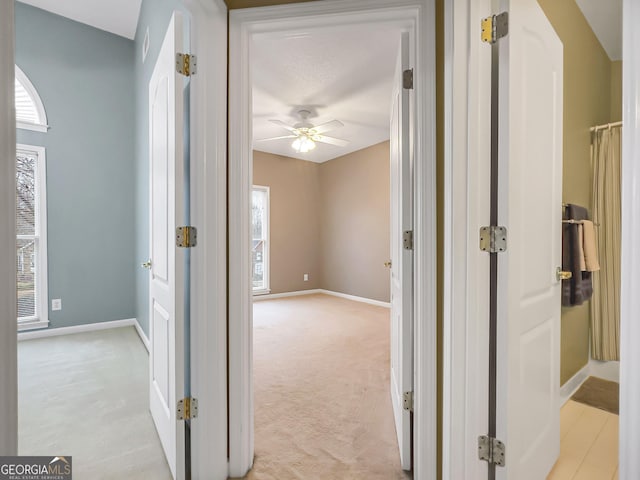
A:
590;121;622;132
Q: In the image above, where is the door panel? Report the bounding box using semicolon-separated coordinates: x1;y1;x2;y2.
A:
496;1;563;479
390;31;413;471
148;12;186;480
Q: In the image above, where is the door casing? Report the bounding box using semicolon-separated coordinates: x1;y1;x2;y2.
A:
228;0;437;478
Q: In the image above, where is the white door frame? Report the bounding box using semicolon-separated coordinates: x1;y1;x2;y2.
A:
444;0;640;478
183;0;229;479
620;1;640;477
442;0;492;477
228;0;437;478
0;0;17;456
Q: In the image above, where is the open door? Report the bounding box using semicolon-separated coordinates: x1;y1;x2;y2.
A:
148;12;186;480
389;31;413;471
496;1;563;478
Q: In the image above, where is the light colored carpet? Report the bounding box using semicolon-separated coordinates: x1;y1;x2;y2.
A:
243;294;411;480
18;327;172;480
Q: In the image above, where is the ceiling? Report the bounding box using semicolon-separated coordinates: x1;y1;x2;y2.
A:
252;25;402;163
576;0;622;61
17;0;142;40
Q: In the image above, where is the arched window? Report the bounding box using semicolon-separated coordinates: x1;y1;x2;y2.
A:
15;66;48;133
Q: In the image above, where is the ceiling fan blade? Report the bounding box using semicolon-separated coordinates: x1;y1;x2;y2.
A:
314;135;349;147
256;135;297;142
311;120;344;134
269;119;298;133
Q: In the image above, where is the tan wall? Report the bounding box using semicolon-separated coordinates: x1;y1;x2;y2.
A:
538;0;616;385
253;151;322;293
319;142;391;303
611;60;622;122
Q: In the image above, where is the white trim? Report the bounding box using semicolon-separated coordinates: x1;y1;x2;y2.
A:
588;359;619;383
621;1;640;478
17;318;49;331
15;65;48;131
183;0;229;479
318;289;391;308
252;289;321;301
230;2;436;478
134;318;150;352
17;318;136;341
16;144;48;332
560;363;590;406
443;0;492;477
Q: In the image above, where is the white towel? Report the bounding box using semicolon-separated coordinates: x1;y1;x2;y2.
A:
578;224;587;271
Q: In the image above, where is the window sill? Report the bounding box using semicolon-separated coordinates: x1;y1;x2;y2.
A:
252;289;271;296
18;318;50;332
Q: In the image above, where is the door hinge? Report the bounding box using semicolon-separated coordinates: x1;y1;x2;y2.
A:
403;391;414;411
177;397;198;420
403;230;414;250
176;53;197;76
176;226;198;248
403;69;414;89
479;226;507;253
478;435;505;466
481;12;508;44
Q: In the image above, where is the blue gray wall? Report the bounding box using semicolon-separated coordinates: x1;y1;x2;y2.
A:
15;3;136;329
134;0;186;336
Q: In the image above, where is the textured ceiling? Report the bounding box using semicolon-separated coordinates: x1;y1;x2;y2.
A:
17;0;142;39
252;24;402;163
576;0;622;61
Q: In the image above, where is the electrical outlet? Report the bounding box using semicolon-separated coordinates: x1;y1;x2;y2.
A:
52;299;62;311
303;274;309;282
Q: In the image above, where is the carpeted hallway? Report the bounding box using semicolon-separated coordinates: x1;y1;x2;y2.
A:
245;294;411;480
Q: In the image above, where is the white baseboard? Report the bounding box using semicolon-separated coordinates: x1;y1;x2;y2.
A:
252;289;322;301
134;319;150;353
18;318;137;341
318;289;391;308
560;363;590;406
589;359;620;383
252;288;391;308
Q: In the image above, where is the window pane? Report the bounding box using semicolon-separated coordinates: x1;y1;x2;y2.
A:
16;152;36;236
252;189;267;291
17;238;36;319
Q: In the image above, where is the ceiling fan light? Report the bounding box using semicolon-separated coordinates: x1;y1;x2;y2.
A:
292;135;316;153
292;137;302;151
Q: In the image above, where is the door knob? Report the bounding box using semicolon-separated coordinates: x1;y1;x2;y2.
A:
141;259;152;269
384;260;392;268
556;267;572;281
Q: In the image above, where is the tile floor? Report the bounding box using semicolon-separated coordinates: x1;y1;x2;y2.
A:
547;400;618;480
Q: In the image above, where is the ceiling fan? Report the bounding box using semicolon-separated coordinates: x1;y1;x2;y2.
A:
258;109;350;153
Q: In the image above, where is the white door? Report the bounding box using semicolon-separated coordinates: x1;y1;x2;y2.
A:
389;32;413;471
496;1;563;478
148;12;186;480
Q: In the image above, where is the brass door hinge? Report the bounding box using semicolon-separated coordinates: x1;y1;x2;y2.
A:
176;226;197;248
481;12;508;44
176;53;197;76
177;397;198;420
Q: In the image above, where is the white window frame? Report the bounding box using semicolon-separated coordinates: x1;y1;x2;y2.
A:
251;185;270;295
16;144;48;331
15;66;49;133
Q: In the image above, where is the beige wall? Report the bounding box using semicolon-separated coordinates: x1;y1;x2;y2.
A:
538;0;617;384
319;142;391;303
611;60;622;122
253;151;322;293
253;143;390;301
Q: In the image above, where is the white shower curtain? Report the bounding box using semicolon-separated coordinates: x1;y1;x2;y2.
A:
590;126;621;361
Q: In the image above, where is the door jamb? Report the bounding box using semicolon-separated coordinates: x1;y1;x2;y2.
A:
442;0;492;477
183;0;229;479
228;0;437;477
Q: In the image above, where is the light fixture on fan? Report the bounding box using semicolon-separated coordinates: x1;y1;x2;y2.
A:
257;109;349;154
291;133;316;153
